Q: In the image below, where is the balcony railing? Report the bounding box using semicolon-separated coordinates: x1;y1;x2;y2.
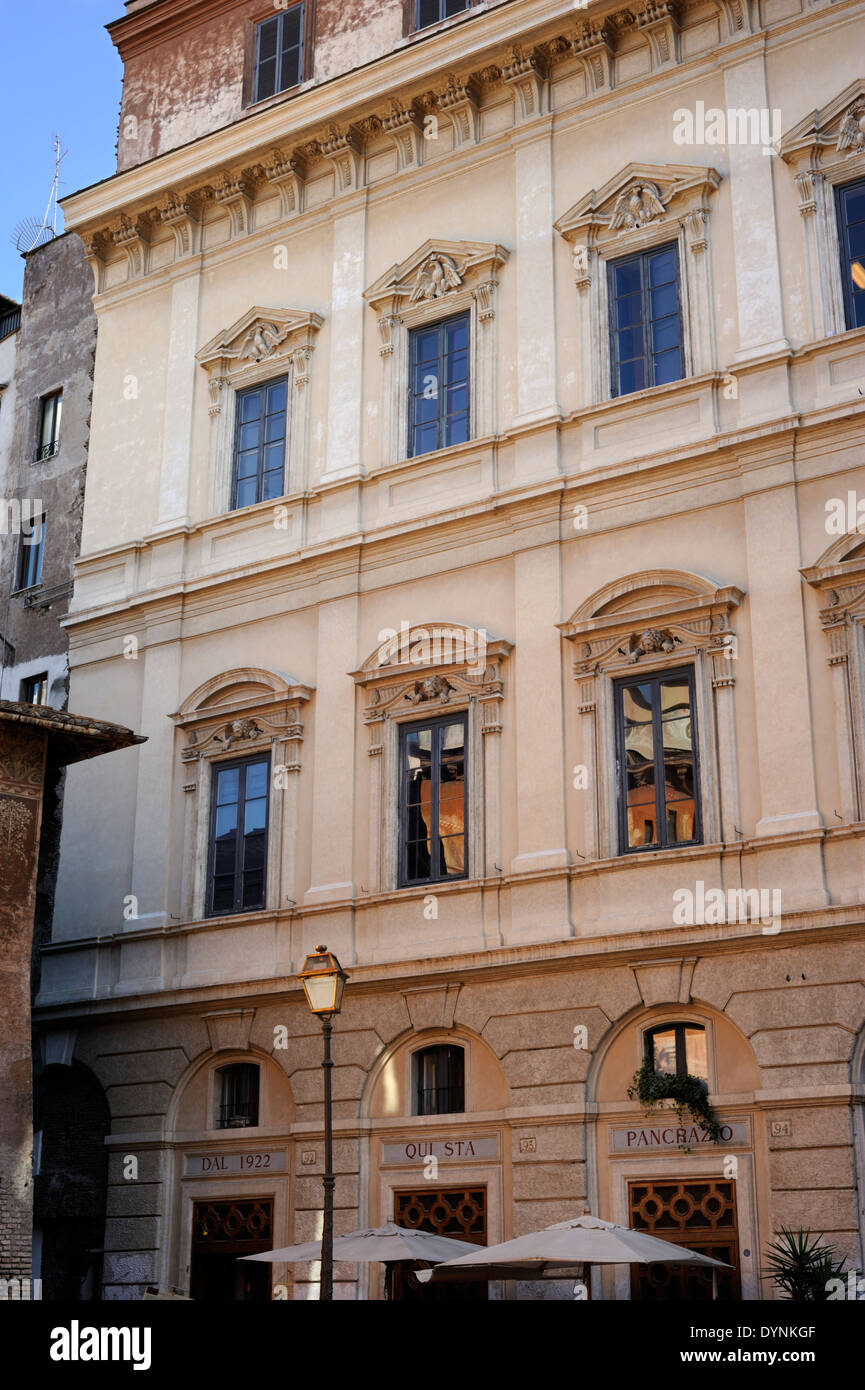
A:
219;1101;256;1128
35;441;59;462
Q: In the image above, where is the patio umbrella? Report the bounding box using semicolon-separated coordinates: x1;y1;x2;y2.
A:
240;1221;484;1265
415;1214;731;1286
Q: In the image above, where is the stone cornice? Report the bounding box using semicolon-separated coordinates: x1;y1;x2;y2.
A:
64;0;789;281
32;889;865;1025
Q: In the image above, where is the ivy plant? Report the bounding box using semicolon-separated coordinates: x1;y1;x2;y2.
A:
627;1057;724;1150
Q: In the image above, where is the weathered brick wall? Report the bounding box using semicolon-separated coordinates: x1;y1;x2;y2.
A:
0;723;47;1283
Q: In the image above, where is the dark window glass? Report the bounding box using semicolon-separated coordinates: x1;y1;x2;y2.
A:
399;714;467;886
254;4;305;103
206;756;270;916
20;672;48;706
217;1063;260;1128
408;312;469;458
36;392;62;460
615;668;701;853
413;1045;465;1115
231;378;287;509
416;0;470;27
646;1024;708;1083
836;178;865;331
608;244;683;397
16;513;44;590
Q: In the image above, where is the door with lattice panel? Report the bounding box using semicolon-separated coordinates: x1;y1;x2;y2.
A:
190;1198;273;1301
628;1179;741;1300
389;1187;487;1300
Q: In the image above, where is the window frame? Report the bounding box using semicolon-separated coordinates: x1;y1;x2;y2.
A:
412;1043;466;1116
407;311;471;460
215;1062;261;1129
398;710;469;889
16;513;44;592
20;672;49;706
644;1022;708;1082
607;242;684;399
408;0;473;34
36;391;62;462
205;752;271;919
835;176;865;333
613;665;702;856
230;375;289;512
247;1;311;109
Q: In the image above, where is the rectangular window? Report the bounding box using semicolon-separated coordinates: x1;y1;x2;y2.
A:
614;667;701;853
399;713;467;886
253;4;305;104
20;672;49;706
37;392;62;460
206;756;270;917
16;514;44;590
608;243;683;397
413;1044;465;1116
414;0;471;30
408;312;469;459
232;378;287;510
217;1064;260;1129
836;178;865;331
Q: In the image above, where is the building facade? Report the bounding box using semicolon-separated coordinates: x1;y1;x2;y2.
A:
38;0;865;1299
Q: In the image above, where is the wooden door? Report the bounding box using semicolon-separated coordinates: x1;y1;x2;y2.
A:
389;1187;487;1301
628;1179;741;1300
190;1198;273;1301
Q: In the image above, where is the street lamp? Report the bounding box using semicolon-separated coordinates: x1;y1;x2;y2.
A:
300;945;348;1301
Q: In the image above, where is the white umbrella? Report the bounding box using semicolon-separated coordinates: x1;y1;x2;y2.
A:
415;1213;730;1285
240;1221;484;1265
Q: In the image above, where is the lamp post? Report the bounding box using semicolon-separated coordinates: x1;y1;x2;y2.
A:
299;945;348;1301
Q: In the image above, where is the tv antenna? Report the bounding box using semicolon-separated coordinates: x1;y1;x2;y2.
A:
11;134;68;254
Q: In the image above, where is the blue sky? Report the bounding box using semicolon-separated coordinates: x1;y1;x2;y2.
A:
1;0;123;299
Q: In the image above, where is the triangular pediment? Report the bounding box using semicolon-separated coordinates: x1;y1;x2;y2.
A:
555;163;721;240
196;305;324;371
364;239;509;312
779;80;865;164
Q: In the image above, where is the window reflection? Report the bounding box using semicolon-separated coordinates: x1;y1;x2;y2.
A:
401;717;467;886
618;670;699;852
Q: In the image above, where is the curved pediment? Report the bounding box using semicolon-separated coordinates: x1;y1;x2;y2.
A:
172;667;313;762
353;622;511;680
364;240;509;315
566;570;720;626
560;571;743;673
174;667;304;720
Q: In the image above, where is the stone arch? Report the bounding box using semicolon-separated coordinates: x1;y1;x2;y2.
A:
34;1060;110;1300
587;997;761;1107
167;1045;296;1134
362;1023;510;1120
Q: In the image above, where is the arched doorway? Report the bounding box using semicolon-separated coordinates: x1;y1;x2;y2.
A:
34;1061;109;1300
589;1003;764;1300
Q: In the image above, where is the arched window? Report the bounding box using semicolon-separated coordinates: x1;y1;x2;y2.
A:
215;1063;260;1129
644;1024;708;1084
412;1044;465;1116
